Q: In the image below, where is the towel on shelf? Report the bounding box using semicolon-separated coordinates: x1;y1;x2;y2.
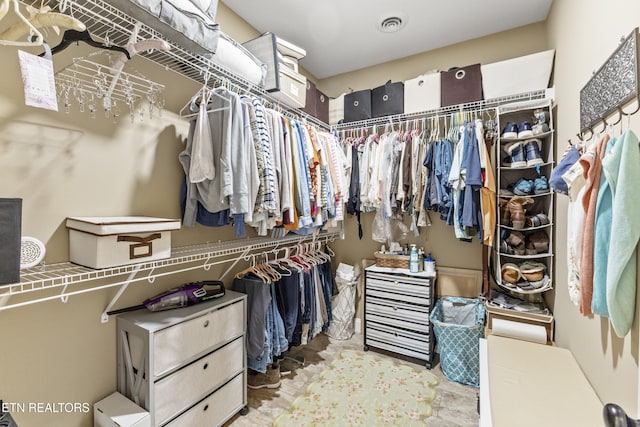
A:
603;130;640;337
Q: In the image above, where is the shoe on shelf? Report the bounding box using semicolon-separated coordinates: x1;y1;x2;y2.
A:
524;139;544;166
503;141;527;168
513;178;534;196
247;366;281;389
508;196;534;229
501;122;518;139
526;212;550;227
518;121;534;139
533;176;549;194
519;261;546;282
501;263;522;284
532;122;550;135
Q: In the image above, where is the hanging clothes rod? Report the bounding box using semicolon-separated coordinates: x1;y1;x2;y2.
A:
333;89;549;131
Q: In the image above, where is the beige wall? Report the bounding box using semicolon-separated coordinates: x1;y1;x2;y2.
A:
546;0;640;416
318;22;548;97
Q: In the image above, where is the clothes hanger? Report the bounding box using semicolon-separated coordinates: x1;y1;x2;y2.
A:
0;3;85;43
0;0;44;46
41;28;131;59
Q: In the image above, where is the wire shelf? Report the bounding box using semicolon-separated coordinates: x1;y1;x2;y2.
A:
23;0;330;129
0;232;340;311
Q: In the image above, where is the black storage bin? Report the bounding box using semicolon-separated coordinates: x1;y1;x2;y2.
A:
344;89;372;123
301;80;317;117
315;88;329;124
372;80;404;118
0;198;21;285
440;64;484;107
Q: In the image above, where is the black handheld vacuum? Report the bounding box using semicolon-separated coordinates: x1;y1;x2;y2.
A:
107;281;226;315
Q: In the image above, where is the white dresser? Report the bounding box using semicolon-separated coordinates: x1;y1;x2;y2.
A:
364;265;436;368
116;291;247;427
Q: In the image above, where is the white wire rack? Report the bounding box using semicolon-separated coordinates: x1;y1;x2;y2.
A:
23;0;330;129
1;231;340;319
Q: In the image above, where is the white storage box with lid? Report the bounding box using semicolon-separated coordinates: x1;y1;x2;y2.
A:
66;216;181;269
94;391;150;427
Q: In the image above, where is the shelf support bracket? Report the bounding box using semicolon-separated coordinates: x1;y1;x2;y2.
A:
219;247;251;280
101;264;143;323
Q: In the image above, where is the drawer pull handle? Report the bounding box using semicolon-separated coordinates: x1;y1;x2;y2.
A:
203;320;210;328
394;281;398;285
203;404;209;412
203;363;209;370
392;306;398;311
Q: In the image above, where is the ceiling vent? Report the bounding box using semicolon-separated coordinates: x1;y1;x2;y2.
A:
378;16;405;33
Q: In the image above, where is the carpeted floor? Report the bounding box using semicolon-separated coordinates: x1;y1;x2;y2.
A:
225;332;479;426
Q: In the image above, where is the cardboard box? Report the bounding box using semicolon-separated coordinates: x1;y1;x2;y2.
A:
66;216;180;269
435;266;482;298
94;392;150;427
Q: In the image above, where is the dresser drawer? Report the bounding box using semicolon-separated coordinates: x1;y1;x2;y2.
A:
164;373;245;427
154;300;244;377
366;323;430;356
367;278;431;300
154;337;244;425
367;271;433;287
365;296;430;327
367;280;431;307
366;313;430;334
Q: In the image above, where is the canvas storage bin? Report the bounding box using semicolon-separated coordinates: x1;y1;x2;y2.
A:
66;216;181;269
329;93;346;125
440;64;484;107
481;49;555;99
344;89;372;123
371;80;404;118
242;32;306;97
404;71;441;113
0;198;21;285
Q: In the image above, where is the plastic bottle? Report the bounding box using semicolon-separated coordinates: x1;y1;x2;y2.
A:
424;253;436;275
418;248;425;272
409;244;419;273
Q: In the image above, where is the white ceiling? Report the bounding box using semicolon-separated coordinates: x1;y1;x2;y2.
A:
222;0;553;79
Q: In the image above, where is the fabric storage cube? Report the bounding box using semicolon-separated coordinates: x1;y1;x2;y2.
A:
94;392;151;427
329;93;346;125
301;80;317;117
110;0;220;55
404;71;441;113
0;198;21;285
315;88;329;124
66;216;181;269
242;32;306;92
270;65;307;108
371;80;404;118
481;49;555;99
344;89;372;123
440;64;484;107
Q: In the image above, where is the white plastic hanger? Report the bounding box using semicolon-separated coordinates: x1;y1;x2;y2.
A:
0;3;85;43
0;0;44;46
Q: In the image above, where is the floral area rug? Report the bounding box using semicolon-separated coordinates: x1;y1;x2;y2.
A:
273;349;438;426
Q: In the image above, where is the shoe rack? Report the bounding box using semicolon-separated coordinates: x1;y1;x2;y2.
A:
493;98;555;295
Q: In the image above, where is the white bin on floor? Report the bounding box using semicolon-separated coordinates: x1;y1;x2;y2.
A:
327;264;358;340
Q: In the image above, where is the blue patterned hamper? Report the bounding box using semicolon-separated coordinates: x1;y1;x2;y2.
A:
430;296;486;387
